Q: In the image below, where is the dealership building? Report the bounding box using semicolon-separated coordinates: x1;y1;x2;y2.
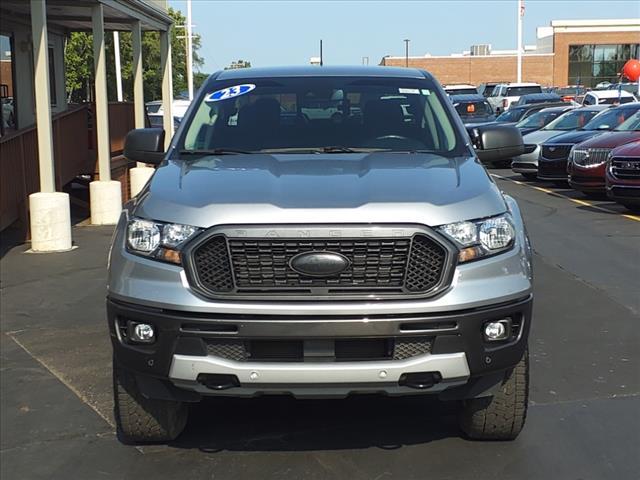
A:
380;19;640;88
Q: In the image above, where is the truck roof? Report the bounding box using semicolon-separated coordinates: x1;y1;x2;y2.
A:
214;65;430;81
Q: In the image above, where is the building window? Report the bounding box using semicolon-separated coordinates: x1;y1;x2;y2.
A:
568;43;640;88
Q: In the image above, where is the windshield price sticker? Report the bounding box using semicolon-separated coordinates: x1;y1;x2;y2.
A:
398;88;420;95
207;84;256;102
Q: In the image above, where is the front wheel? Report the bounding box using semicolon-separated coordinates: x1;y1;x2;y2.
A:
459;349;529;440
113;360;188;444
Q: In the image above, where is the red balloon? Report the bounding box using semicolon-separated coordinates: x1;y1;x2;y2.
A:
622;59;640;82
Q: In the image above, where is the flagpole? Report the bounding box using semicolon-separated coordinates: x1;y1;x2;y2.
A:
186;0;194;101
517;0;523;83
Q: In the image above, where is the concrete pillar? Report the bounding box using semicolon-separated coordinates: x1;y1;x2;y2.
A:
90;4;121;225
129;19;155;195
160;29;174;149
29;0;72;252
131;21;145;130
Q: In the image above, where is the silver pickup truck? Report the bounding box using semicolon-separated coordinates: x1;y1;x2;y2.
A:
108;66;531;443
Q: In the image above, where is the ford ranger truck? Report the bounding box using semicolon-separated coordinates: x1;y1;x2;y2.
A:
107;66;531;443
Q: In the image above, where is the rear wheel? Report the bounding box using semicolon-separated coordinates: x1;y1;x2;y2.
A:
459;349;529;440
113;360;188;443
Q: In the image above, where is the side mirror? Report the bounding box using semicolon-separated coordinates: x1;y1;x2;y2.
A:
124;128;166;165
468;124;524;163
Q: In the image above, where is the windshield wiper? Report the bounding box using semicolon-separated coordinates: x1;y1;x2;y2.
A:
258;146;386;154
179;148;254;156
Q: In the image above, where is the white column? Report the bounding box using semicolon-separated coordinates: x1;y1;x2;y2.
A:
129;19;155;196
29;0;72;252
132;21;145;129
30;0;55;194
113;31;123;102
160;29;174;149
91;4;121;225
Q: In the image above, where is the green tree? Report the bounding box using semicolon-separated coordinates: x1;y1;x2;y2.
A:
65;7;206;103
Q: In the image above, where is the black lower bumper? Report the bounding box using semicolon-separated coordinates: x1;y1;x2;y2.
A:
108;296;532;398
538;159;568;180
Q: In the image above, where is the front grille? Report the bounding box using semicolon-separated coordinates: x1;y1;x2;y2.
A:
611;156;640;179
541;144;572;160
573;148;611;167
188;229;449;299
205;337;433;362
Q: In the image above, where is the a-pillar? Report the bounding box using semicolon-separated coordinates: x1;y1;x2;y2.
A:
28;0;72;252
129;20;154;197
90;3;122;225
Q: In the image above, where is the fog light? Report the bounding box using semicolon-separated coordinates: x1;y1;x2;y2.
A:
129;322;155;343
483;319;511;341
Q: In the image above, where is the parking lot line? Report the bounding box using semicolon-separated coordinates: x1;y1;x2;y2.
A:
491;174;640;223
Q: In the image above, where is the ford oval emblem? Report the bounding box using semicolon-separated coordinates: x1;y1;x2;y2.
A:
289;251;350;277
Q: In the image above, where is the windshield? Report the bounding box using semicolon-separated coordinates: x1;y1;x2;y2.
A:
614;112;640;131
180;76;466;155
543;109;601;131
454;100;493;118
505;86;542;96
496;108;524;122
583;107;639;131
516;110;564;129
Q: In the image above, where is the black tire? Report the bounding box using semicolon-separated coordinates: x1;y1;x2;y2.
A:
459;349;529;441
520;173;537;181
113;361;188;443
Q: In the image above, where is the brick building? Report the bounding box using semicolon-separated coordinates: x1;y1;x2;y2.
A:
380;19;640;88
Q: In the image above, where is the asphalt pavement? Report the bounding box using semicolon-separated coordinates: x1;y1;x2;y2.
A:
1;168;639;480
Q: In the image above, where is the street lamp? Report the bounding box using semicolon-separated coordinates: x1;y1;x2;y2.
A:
404;39;410;67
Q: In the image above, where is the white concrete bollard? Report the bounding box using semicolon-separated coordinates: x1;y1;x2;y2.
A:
90;180;122;225
29;192;73;252
129;166;155;197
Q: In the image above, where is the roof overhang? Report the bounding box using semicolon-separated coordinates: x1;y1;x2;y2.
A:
0;0;173;32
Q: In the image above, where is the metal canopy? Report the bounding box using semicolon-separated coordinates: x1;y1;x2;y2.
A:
0;0;173;32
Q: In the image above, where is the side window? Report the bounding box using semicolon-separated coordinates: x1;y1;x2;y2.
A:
583;94;592;105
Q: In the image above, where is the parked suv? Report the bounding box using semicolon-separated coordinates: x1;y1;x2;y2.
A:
110;66;531;443
568;112;640;195
606;140;640;211
488;83;542;114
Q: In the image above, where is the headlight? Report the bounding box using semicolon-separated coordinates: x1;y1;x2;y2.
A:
126;217;200;264
438;213;516;263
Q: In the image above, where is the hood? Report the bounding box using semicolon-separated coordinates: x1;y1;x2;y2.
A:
134;153;507;228
519;126;542;136
522;129;564;146
610;140;640;157
544;129;603;145
576;131;640;149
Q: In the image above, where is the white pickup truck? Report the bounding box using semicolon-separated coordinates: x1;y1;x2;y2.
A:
488;83;542;114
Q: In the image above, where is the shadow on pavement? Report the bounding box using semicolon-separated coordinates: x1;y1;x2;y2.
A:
170;394;463;452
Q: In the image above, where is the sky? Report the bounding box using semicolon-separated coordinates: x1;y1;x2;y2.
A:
168;0;640;73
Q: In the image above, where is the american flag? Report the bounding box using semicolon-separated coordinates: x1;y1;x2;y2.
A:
520;0;526;17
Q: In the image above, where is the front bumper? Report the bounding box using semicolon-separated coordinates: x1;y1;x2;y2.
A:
511;148;540;173
108;294;532;399
537;159;569;181
568;163;606;193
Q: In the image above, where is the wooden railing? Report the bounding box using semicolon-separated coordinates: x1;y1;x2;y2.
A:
1;102;137;233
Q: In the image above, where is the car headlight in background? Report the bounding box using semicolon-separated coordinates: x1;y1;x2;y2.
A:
438;213;516;263
126;217;200;264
